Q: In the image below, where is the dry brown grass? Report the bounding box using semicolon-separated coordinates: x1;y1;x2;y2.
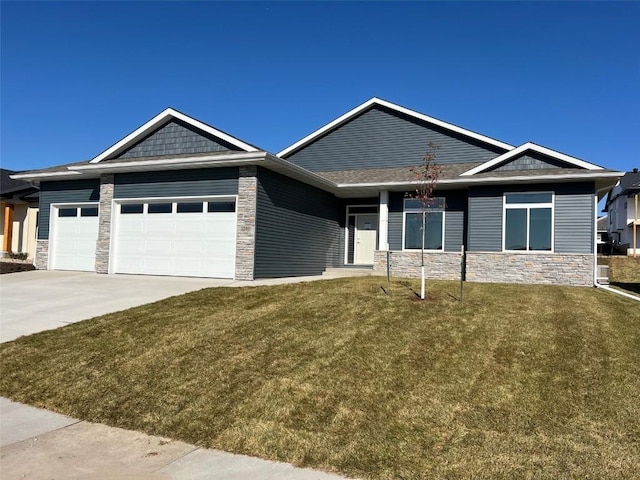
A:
1;278;639;479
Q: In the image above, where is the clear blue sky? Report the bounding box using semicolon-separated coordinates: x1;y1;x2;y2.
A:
2;1;638;175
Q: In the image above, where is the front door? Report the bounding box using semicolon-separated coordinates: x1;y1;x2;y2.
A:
355;214;377;264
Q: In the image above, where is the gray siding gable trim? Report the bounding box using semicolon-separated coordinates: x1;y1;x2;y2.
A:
113;168;239;199
285;106;507;172
490;151;571;172
38;179;100;240
114;119;243;160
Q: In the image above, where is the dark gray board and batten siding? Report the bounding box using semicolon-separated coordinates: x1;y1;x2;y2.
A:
38;179;100;240
113;168;239;198
284;106;507;172
113;119;244;160
467;183;595;254
254;167;342;278
387;191;466;252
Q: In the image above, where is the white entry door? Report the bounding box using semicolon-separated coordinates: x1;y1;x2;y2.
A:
113;199;237;278
355;214;377;264
51;205;99;271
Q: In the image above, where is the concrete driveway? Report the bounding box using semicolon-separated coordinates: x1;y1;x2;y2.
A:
0;270;237;342
0;269;348;479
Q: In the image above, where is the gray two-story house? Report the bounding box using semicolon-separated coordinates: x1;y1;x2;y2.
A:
13;98;622;286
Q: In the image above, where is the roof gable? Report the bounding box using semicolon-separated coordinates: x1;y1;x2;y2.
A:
278;98;514;159
460;143;603;176
279;102;510;172
91;108;259;163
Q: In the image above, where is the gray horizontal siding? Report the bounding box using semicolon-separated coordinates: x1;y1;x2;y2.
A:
284;106;507;172
254;167;342;278
468;183;595;253
388;190;466;252
114;168;238;198
555;191;594;253
38;179;100;240
468;188;503;252
115;119;243;159
491;152;566;172
388;192;404;250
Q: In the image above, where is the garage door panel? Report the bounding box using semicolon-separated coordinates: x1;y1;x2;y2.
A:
114;200;237;278
51;208;98;272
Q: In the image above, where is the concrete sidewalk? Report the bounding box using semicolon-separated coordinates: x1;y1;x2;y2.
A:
0;398;347;479
0;270;352;479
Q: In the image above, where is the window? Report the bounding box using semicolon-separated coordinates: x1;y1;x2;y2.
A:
58;208;78;217
177;202;204;213
207;201;235;213
403;198;445;250
80;207;98;217
503;192;553;251
148;203;172;214
121;204;144;214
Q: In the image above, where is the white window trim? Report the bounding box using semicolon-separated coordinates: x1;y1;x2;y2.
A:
343;204;378;264
502;192;555;253
402;198;446;252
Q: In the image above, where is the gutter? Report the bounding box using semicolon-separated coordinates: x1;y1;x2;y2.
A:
595;284;640;302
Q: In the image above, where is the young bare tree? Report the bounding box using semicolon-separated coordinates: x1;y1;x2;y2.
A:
409;142;441;300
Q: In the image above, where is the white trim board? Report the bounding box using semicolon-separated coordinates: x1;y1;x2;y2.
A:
90;107;259;163
277;97;514;158
460;142;603;176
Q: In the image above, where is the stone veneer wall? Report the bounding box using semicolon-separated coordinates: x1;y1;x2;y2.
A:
35;239;49;270
374;250;463;280
95;174;114;274
235;166;257;280
466;252;594;286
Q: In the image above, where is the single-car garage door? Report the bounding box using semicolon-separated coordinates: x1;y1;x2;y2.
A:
50;205;99;271
113;198;237;278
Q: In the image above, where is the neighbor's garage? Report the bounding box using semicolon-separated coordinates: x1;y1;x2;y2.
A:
50;204;99;271
112;198;237;278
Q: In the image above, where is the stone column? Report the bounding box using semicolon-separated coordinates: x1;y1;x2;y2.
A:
95;174;114;274
235;166;257;280
35;239;49;269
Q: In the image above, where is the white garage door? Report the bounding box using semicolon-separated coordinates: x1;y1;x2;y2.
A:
114;198;237;278
51;205;99;271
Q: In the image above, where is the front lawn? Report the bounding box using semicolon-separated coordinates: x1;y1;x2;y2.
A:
1;278;639;479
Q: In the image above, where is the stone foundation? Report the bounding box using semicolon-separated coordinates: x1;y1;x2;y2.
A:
374;250;463;280
466;252;594;286
35;239;49;270
95;174;114;274
235;166;257;280
374;250;595;286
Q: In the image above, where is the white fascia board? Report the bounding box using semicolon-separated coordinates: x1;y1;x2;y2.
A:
277;97;514;158
460;142;604;176
90;108;258;164
73;152;268;172
9;171;82;181
335;171;625;189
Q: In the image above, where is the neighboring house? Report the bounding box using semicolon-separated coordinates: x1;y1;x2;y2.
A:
12;98;623;285
1;169;39;260
596;216;612;255
604;169;640;256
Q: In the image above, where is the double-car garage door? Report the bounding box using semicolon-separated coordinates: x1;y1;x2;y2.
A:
50;198;237;278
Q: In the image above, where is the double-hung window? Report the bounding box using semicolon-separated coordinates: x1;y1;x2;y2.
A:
503;192;553;251
404;198;445;250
